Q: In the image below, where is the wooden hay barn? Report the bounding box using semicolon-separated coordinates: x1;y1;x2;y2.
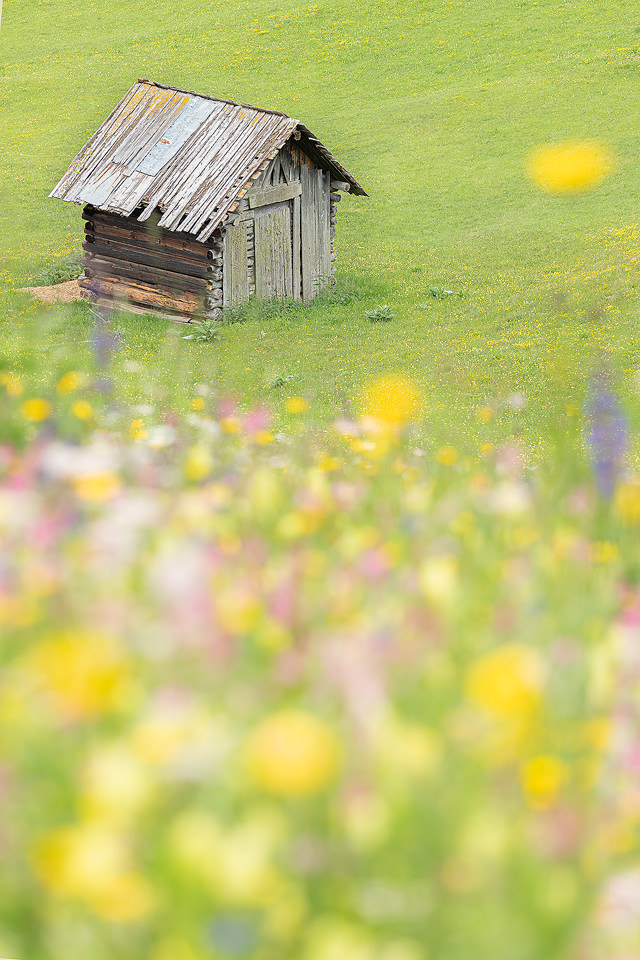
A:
50;79;367;322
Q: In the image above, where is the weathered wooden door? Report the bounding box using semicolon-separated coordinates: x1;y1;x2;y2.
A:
254;201;294;299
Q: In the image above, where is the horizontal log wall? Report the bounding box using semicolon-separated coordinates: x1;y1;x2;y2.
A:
81;206;223;321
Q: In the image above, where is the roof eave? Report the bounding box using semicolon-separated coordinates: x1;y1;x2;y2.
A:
295;123;368;197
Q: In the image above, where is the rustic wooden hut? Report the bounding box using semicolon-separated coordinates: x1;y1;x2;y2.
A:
50;79;367;322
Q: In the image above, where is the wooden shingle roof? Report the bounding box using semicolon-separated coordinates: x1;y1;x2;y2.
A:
50;79;367;242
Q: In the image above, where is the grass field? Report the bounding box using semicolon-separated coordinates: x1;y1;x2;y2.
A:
3;0;640;445
3;2;640;958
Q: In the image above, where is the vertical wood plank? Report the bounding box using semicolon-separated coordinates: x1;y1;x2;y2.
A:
223;221;249;307
300;162;314;302
255;203;293;300
318;169;331;287
301;166;331;301
292;193;301;301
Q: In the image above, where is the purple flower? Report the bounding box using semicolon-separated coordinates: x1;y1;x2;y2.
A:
585;366;627;498
90;319;122;370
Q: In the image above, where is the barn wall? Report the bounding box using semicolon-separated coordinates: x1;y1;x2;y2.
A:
81;206;223;321
222;139;335;309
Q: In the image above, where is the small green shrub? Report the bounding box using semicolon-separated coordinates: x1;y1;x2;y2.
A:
268;373;296;389
365;304;395;322
182;317;223;343
34;252;83;286
426;286;464;300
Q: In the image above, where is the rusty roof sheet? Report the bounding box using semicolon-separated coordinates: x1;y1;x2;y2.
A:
50;80;367;241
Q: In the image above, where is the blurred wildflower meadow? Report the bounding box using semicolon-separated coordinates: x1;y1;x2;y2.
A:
4;1;640;959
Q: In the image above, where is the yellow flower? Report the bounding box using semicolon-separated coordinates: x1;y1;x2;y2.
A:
419;556;458;608
520;754;568;809
363;375;421;427
466;644;544;720
191;397;205;412
33;823;129;895
57;370;83;395
374;715;442;780
73;471;121;501
527;141;614;194
71;399;93;420
435;445;458;466
33;822;154;921
80;742;152;823
216;586;260;635
88;870;154;922
304;916;375;960
589;541;618;564
248;466;283;518
318;455;340;472
21;398;52;421
0;371;23;396
253;429;274;445
615;483;640;525
26;633;131;721
183;444;212;482
168;807;287;905
246;711;340;796
286;396;309;414
129;418;147;440
220;416;240;434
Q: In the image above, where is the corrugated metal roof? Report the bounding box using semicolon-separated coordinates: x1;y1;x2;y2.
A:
50;80;367;242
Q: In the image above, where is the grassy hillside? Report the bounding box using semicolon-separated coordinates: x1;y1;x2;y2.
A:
4;4;640;959
2;0;640;442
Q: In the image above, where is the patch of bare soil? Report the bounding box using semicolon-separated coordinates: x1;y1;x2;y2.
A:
20;279;85;305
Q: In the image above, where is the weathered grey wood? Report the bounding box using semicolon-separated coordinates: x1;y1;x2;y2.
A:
318;168;331;287
292;193;301;301
248;181;302;209
301;166;331;301
280;147;294;184
85;255;213;293
254;202;292;300
82;237;214;280
223;221;249;307
300;162;314;301
330;180;350;192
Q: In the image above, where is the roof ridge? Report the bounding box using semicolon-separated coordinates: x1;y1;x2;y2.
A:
136;78;296;121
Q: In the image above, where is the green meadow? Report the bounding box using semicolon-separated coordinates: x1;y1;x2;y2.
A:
3;0;640;448
5;4;640;959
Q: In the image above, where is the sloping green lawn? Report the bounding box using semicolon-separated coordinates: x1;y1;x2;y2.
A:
2;0;640;447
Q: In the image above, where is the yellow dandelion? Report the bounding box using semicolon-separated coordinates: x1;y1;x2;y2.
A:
183;444;212;482
25;633;131;721
435;445;458;466
285;396;309;414
21;398;52;422
191;397;205;412
246;711;340;796
129;418;147;440
466;644;544;720
73;471;121;502
527;141;614;194
0;371;23;397
253;430;274;445
615;483;640;526
32;823;153;921
57;371;83;395
520;754;568;809
363;375;421;427
71;400;93;421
